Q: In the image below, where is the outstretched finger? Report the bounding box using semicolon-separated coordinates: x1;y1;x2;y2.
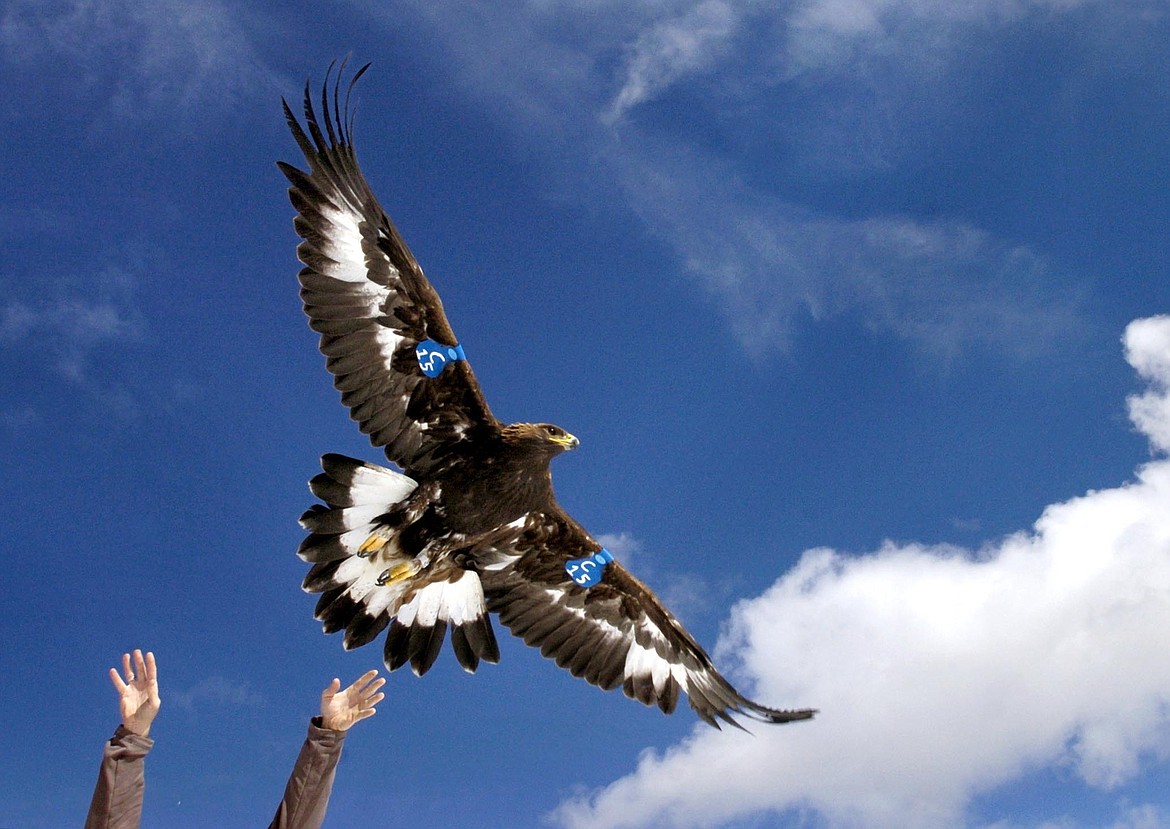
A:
321;677;341;702
346;669;380;694
109;665;128;694
143;651;158;685
361;677;386;701
132;650;148;685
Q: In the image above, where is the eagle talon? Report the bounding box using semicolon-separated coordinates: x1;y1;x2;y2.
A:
376;558;423;586
358;531;390;557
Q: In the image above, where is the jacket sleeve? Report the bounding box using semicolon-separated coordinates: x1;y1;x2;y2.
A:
267;717;348;829
84;726;154;829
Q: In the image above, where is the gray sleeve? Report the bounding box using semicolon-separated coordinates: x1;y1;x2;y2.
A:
84;726;154;829
267;717;348;829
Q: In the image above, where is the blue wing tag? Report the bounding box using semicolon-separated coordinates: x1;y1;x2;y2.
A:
416;340;466;378
565;548;614;588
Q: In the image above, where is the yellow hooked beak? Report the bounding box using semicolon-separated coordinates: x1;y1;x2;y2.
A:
550;432;579;450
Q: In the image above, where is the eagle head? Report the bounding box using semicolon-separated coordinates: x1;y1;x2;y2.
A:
502;422;579;456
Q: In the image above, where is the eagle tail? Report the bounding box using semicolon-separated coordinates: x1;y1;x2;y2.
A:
299;453;500;675
383;572;500;676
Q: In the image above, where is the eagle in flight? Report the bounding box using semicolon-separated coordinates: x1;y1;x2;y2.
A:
279;63;815;729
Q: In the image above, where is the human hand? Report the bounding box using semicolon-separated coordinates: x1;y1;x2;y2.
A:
109;650;161;737
320;669;385;732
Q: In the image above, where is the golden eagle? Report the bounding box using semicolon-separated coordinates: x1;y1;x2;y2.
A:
279;64;815;729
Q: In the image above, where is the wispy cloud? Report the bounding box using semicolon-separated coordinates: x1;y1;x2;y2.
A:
1;253;147;417
0;0;284;120
1109;804;1170;829
614;141;1082;358
597;0;1129;123
553;314;1170;828
597;532;644;572
359;0;1100;361
782;0;1106;74
604;0;737;124
167;675;266;712
1;263;143;375
2;296;139;375
598;532;712;620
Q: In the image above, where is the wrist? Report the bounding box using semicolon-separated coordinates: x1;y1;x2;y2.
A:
122;721;150;737
316;714;347;732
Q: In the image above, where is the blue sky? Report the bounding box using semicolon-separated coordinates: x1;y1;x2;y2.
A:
3;1;1170;827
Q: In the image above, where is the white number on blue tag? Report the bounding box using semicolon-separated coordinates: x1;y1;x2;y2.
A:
416;340;466;378
565;548;614;588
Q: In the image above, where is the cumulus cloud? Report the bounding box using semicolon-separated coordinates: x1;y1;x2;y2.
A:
553;314;1170;827
1125;315;1170;454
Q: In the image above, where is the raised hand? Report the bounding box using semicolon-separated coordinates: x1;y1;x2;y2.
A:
109;650;161;737
320;669;385;732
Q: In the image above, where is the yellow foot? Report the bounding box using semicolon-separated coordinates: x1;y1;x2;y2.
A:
358;530;392;557
376;558;423;587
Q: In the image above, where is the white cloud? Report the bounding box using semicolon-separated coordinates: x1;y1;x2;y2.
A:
1125;315;1170;454
598;0;1119;119
553;314;1170;827
1110;804;1170;829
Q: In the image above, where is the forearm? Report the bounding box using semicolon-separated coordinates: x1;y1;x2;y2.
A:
84;726;154;829
267;717;347;829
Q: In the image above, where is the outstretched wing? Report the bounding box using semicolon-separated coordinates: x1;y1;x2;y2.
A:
481;509;816;729
279;63;498;477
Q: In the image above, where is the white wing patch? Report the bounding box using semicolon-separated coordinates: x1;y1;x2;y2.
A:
305;198;408;376
538;586;688;697
315;203;369;283
625;639;689;697
374;325;405;367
